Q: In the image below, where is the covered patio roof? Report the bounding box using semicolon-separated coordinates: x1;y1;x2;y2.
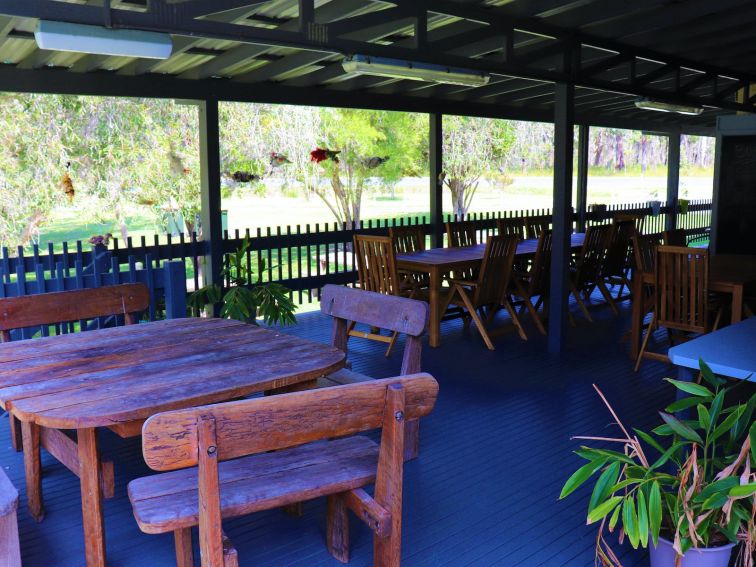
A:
0;0;754;134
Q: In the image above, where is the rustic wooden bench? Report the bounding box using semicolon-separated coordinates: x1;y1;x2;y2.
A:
129;374;438;567
319;284;429;461
0;283;149;521
0;467;21;567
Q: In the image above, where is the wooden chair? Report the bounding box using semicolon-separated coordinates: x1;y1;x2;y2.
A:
510;229;551;334
635;246;722;371
352;234;408;356
496;217;526;239
663;228;687;247
318;284;428;460
598;219;636;310
442;235;527;349
0;283;149;520
129;374;439;567
0;467;21;567
571;224;614;320
444;221;477;247
524;215;552;240
613;212;645;235
389;225;429;293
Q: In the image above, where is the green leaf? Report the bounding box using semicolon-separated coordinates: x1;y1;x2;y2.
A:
633;428;666;455
697;404;711;433
560;457;608;500
608;500;622;531
708;390;725;432
637;489;649;548
664;378;714;398
698;359;725;387
702;492;730;510
658;412;704;445
711;405;746;443
623;497;640;549
729;483;756;498
649;481;662;547
651;441;685;470
693;477;740;503
589;462;621;513
588;495;623;525
664;396;709;413
575;447;637;465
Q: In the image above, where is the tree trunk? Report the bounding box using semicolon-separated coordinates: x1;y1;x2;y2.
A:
19;210;45;247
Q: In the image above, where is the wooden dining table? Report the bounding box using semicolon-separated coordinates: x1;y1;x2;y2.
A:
630;253;756;359
396;233;586;347
0;317;345;567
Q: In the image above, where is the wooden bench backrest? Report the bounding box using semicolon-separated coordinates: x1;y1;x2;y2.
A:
321;284;428;374
142;374;439;472
0;283;149;339
0;466;18;517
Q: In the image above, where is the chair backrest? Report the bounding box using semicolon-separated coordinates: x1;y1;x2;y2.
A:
632;233;662;275
353;234;401;296
445;221;477;247
475;235;519;306
0;283;149;342
602;219;636;277
528;229;553;296
321;284;428;374
663;229;687;247
525;215;552;240
613;212;645;235
574;224;611;287
496;217;525;240
142;374;439;472
655;245;709;333
389;225;425;254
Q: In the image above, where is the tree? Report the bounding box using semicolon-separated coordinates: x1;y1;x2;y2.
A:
442;116;515;217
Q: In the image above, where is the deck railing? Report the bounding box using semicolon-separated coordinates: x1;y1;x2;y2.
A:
0;199;712;307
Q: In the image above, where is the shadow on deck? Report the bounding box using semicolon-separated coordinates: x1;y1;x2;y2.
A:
1;297;679;566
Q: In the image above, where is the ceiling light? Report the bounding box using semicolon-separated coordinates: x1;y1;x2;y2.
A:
634;97;704;116
342;55;490;87
35;20;173;59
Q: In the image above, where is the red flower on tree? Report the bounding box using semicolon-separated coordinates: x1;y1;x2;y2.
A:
310;148;328;163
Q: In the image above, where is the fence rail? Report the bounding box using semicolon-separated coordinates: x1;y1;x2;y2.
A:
0;200;712;308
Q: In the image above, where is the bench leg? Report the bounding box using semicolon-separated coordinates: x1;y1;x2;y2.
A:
174;528;194;567
403;419;420;462
326;494;350;564
222;532;238;567
21;421;44;522
0;507;21;567
9;413;22;452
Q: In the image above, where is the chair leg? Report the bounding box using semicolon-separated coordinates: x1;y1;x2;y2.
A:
384;331;399;358
9;413;22;452
457;287;495;350
571;285;593;322
326;494;350;564
597;281;620;316
634;312;656;372
174;528;194;567
502;299;528;341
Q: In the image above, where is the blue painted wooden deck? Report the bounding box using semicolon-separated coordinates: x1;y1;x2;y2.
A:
1;299;681;566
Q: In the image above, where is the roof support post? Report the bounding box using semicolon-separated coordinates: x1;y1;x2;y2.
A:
548;82;575;354
666;129;681;231
429;113;444;248
576;124;589;233
199;98;224;293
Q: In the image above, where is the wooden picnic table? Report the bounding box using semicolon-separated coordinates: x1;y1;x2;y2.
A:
0;317;345;567
396;233;586;347
629;253;756;359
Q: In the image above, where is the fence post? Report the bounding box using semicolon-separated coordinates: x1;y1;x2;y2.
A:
666;129;681;231
163;260;187;319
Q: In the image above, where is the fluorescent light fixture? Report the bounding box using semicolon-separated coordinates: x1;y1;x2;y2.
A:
35;20;173;59
634;97;704;116
342;54;490;87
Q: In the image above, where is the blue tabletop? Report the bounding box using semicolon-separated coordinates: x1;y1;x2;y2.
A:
668;318;756;381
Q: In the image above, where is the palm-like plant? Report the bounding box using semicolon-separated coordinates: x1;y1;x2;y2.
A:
560;360;756;566
188;236;297;326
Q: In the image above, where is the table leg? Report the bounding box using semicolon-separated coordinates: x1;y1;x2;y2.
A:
428;267;441;348
630;275;643;360
731;284;744;324
77;428;106;567
20;420;44;522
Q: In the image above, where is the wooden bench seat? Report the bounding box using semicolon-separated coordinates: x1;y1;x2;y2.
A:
129;436;378;535
0;466;21;567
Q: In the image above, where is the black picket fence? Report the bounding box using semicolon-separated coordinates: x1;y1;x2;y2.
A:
1;200;712;307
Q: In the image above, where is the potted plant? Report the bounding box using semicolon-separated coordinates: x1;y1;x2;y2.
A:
560;360;755;567
679;198;690;215
188;236;297;326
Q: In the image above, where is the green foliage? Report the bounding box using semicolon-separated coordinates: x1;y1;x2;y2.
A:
560;360;756;565
188;236;297;326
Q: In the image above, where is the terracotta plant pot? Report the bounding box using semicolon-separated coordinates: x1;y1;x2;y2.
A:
649;536;736;567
